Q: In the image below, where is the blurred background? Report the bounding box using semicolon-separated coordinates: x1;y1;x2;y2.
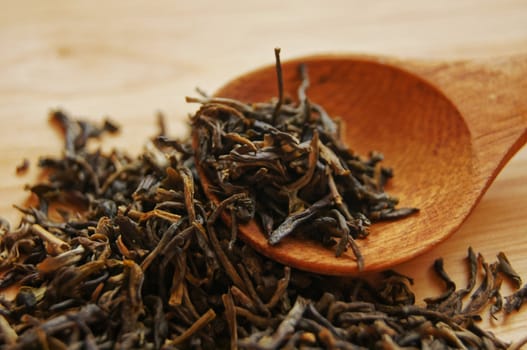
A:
1;0;526;342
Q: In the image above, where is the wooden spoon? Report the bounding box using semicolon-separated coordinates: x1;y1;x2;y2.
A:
193;54;527;275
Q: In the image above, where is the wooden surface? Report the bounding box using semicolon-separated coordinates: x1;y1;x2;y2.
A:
1;0;526;343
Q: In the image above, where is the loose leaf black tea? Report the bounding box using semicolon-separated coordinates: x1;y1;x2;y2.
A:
191;50;418;269
0;110;526;349
0;51;526;349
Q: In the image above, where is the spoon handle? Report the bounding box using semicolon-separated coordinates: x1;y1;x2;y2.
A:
404;54;527;190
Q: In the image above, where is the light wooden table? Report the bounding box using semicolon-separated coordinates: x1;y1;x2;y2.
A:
1;0;526;344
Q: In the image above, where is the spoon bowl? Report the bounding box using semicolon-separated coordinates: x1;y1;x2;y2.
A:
194;54;527;275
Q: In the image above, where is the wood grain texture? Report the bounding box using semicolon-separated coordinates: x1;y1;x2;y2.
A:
1;0;526;343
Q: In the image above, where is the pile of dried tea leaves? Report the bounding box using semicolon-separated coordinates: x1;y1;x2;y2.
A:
190;58;417;269
1;53;527;348
0;109;526;349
